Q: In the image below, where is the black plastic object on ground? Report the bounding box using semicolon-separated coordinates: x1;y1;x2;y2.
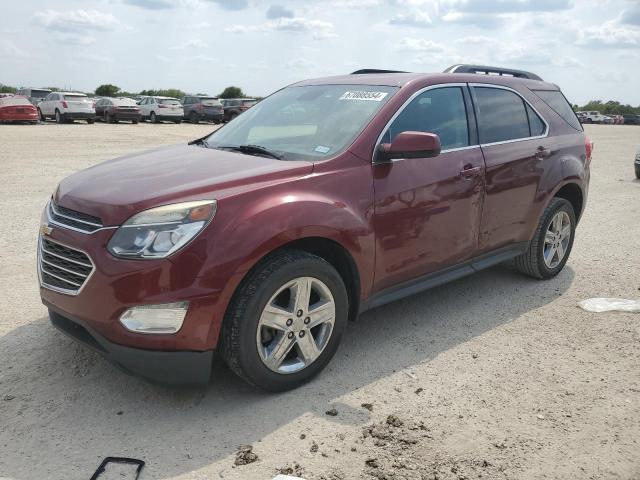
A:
89;457;145;480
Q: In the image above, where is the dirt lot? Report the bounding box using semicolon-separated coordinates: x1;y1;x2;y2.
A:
0;123;638;480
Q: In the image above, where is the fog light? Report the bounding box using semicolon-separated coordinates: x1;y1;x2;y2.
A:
119;302;189;334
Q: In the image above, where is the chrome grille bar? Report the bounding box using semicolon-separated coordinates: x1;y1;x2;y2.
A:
39;238;94;295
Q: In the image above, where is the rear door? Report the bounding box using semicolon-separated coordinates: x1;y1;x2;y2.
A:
471;84;553;253
372;85;485;291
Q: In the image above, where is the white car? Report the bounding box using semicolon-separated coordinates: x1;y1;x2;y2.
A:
137;96;183;123
38;92;95;124
581;111;608;124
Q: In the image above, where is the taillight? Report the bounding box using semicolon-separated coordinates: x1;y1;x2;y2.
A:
62;101;68;108
585;137;593;164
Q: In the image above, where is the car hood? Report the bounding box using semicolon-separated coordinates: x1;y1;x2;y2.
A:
54;143;313;226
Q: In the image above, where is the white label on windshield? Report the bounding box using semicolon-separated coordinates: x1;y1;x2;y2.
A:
339;91;388;101
314;145;331;154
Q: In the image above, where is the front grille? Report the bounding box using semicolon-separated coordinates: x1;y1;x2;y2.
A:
39;238;94;295
48;201;103;233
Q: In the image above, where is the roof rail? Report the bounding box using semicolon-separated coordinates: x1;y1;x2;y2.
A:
444;64;543;81
351;69;409;75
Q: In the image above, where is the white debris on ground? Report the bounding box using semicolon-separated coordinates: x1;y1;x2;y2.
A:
578;297;640;312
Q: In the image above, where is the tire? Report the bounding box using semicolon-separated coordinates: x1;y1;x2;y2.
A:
514;198;576;279
635;165;640;180
55;110;63;124
150;112;158;123
174;119;181;124
37;108;45;121
87;118;94;124
189;112;199;124
220;249;348;392
105;112;112;124
132;119;138;124
229;112;238;121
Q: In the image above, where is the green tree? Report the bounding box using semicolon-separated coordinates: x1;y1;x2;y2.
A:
218;86;245;99
0;84;17;94
139;88;185;98
95;84;121;97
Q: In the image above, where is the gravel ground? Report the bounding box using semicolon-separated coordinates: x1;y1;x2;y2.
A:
0;122;638;480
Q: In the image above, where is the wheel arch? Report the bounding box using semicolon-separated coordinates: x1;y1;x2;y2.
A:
552;182;584;223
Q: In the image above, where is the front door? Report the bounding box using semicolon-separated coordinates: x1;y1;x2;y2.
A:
372;85;485;292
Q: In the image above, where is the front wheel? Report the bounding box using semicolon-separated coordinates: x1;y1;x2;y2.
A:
150;112;158;123
220;250;348;392
37;108;45;121
189;112;199;124
514;198;576;279
55;110;63;124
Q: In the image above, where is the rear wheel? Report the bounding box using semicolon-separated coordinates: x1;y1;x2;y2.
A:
150;112;158;123
37;108;44;121
55;110;63;124
87;118;94;124
220;250;348;392
514;198;576;279
105;112;112;123
189;112;199;124
174;119;181;124
132;119;139;124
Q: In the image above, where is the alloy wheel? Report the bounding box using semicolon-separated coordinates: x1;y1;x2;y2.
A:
256;276;335;374
543;210;571;269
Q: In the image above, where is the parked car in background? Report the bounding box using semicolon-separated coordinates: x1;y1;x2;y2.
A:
609;114;623;125
222;98;257;122
39;65;591;390
95;97;141;123
182;96;224;124
16;87;52;106
581;111;608;124
38;92;95;124
576;111;587;123
622;114;640;125
602;115;615;124
0;95;38;124
137;96;183;123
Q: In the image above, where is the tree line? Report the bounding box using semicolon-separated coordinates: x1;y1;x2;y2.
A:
0;83;252;99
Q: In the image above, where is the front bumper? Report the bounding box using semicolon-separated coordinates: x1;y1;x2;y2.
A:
48;307;213;385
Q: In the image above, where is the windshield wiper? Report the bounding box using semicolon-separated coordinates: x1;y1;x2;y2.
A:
216;144;283;160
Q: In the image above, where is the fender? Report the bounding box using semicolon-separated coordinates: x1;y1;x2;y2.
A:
192;164;376;349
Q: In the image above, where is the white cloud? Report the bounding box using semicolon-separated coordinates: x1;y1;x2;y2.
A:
208;0;249;10
226;17;337;39
0;43;31;59
155;54;170;62
123;0;175;9
286;58;314;69
440;0;573;14
577;20;640;48
398;37;447;52
192;54;218;62
169;39;208;50
32;10;118;32
442;11;505;28
619;4;640;26
389;12;433;28
52;33;97;45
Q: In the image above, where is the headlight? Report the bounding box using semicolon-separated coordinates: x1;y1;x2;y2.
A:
107;200;216;259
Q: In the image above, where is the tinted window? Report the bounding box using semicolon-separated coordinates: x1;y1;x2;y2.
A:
385;87;469;150
533;90;581;131
526;104;545;136
160;99;180;105
474;87;530;144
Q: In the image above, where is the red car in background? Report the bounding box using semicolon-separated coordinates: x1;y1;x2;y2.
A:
0;95;38;124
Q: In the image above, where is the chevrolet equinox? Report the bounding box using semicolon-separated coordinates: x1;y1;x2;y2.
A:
39;65;591;391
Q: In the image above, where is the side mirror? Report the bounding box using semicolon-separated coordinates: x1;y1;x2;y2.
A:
377;131;441;163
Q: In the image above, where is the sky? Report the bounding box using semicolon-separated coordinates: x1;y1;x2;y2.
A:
1;0;639;105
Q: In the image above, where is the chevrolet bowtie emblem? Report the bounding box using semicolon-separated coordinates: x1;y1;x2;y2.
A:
40;224;53;236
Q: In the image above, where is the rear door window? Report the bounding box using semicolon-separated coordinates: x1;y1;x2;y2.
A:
526;104;546;136
384;86;470;150
473;87;531;144
533;90;582;131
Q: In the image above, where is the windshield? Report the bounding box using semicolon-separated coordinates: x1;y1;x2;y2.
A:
201;98;221;106
204;84;397;160
31;90;50;98
64;94;87;101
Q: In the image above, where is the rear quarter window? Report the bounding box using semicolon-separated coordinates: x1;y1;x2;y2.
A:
533;90;582;131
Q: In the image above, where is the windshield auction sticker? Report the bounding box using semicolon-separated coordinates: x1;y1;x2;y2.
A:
339;91;389;101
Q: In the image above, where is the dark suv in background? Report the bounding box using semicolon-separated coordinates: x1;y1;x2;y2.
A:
182;96;224;124
222;98;257;121
39;65;591;391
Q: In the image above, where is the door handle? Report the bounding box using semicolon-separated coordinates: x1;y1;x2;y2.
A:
459;166;482;179
535;146;551;160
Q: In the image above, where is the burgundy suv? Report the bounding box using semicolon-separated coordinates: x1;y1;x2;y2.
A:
39;65;591;391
